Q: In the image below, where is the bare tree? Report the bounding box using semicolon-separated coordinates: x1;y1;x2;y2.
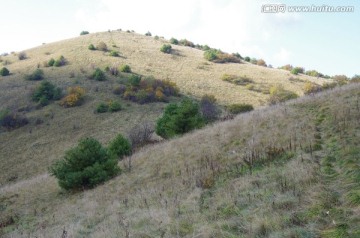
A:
127;121;155;148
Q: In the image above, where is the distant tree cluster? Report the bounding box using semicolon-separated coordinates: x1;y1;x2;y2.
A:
204;49;241;64
114;75;179;104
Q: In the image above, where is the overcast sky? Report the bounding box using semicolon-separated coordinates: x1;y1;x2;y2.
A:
1;0;359;77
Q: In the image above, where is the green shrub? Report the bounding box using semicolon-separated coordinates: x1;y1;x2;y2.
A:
156;99;205;139
88;44;96;50
145;31;152;36
160;44;172;54
227;104;254;114
108;101;122;112
53;56;66;67
128;74;141;86
204;49;219;61
268;85;298;105
0;67;10;76
32;81;62;106
108;134;132;160
120;64;131;73
204;49;240;63
48;58;55;66
303;81;322;95
170;38;179;45
291;67;305;75
92;68;106;81
96;41;108;52
49;137;120;190
109;50;119;57
244;56;250;62
96;102;109;113
80;31;89;35
25;69;44;81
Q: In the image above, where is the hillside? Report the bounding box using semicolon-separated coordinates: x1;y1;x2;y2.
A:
1;80;359;237
1;31;358;237
0;31;328;183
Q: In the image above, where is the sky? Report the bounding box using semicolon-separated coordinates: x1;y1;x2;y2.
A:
0;0;359;77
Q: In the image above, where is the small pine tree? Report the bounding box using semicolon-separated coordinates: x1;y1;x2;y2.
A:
160;44;172;54
0;67;10;76
108;134;132;160
49;138;120;190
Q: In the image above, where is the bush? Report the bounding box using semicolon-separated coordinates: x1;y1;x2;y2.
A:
291;67;305;75
88;44;96;50
120;64;131;73
221;74;253;85
48;58;55;66
113;85;126;95
108;134;132;160
109;50;119;57
25;69;44;81
108;101;122;112
204;49;240;63
156;99;205;139
32;81;62;106
96;41;108;52
279;64;293;71
179;39;195;47
257;59;267;67
0;67;10;76
227;104;254;114
49;137;120;190
18;52;27;60
332;75;348;85
92;68;106;81
96;102;109;113
268;85;298;105
80;31;89;35
244;56;250;62
127;121;154;148
145;31;152;36
53;56;66;67
160;44;172;54
204;49;219;61
200;94;220;122
60;86;86;107
170;38;179;45
0;109;29;130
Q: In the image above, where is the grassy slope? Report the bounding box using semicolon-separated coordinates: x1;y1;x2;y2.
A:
1;82;359;237
0;31;327;184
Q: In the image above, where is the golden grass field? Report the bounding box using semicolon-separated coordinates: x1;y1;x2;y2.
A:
0;31;358;237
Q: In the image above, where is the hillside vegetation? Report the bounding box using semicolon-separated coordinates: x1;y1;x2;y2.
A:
1;82;359;237
0;31;358;237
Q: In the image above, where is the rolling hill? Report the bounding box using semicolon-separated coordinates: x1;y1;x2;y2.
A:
0;31;358;237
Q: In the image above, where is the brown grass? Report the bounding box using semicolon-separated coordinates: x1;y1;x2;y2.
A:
0;31;356;237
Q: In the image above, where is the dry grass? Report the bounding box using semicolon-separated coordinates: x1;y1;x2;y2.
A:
1;82;359;237
0;31;357;237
